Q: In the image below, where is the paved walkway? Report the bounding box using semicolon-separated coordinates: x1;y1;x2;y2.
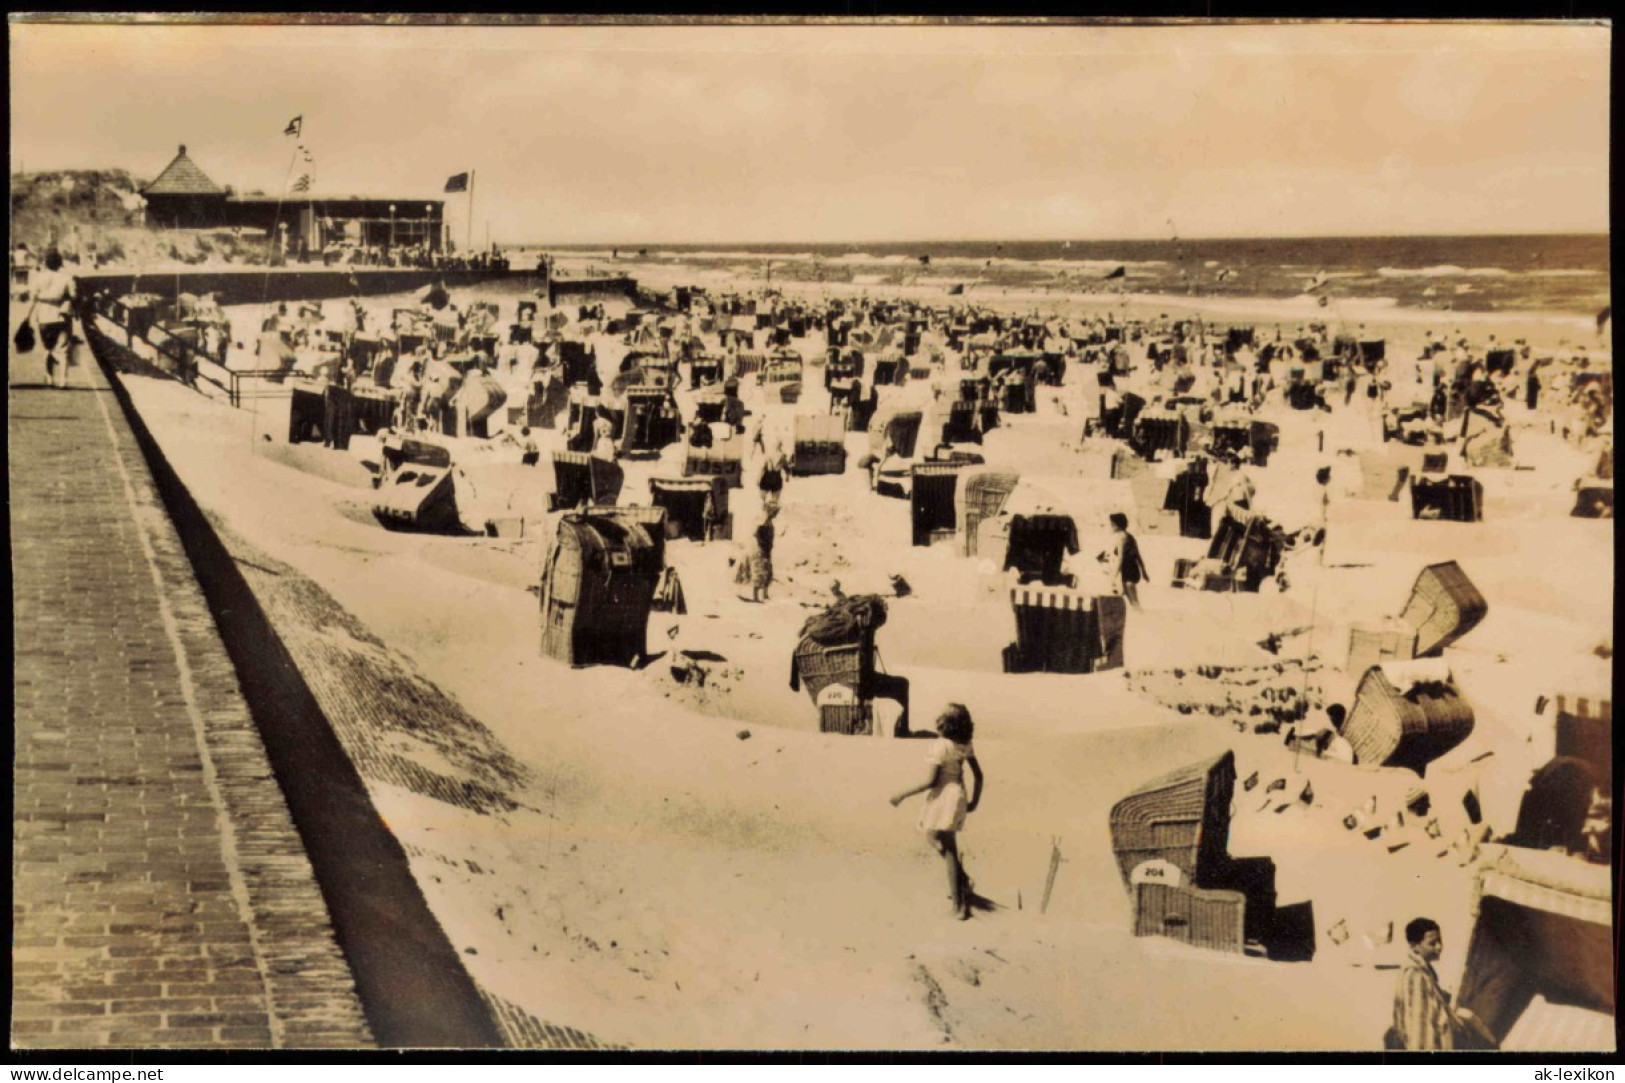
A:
9;335;374;1049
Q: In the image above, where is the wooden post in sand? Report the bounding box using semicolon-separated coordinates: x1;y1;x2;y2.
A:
1040;837;1062;915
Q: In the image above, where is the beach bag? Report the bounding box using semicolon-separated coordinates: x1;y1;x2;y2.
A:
41;321;70;353
14;320;36;354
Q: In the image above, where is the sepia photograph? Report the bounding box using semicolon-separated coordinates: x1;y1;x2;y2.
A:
8;15;1614;1056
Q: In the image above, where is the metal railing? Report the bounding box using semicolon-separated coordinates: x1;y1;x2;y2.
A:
85;293;289;409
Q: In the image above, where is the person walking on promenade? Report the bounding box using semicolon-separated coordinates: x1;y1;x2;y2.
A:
27;249;78;389
891;704;985;921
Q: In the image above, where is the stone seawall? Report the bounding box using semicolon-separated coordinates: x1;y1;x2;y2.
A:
75;267;533;307
70;266;641;312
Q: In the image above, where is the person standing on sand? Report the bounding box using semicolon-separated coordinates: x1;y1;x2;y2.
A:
891;704;985;921
591;413;617;461
744;508;776;603
1387;918;1496;1050
1101;512;1150;609
757;444;786;514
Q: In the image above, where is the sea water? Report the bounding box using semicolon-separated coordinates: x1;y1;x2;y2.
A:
528;234;1609;316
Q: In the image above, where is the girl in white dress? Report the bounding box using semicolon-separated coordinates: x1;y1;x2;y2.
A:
891;704;985;920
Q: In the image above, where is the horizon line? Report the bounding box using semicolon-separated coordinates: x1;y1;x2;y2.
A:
510;230;1610;248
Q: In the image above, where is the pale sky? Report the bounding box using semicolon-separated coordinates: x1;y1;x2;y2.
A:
8;19;1612;244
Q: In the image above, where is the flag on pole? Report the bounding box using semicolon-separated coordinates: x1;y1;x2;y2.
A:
1102;265;1126;281
444;172;470;193
300;146;314;164
284;116;302;138
290;174;311;194
947;283;965;296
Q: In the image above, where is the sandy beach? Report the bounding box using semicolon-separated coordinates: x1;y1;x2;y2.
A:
42;261;1608;1051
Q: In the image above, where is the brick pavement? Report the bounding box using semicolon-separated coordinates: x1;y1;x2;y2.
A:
10;338;374;1049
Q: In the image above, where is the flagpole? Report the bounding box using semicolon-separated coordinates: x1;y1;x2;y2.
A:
467;169;476;255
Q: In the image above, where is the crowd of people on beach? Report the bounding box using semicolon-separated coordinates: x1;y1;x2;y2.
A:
34;256;1609;1048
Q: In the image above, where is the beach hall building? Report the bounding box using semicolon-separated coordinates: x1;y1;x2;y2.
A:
140;145;446;254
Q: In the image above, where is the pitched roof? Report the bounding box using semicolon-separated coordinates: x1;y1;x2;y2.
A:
142;145;224;197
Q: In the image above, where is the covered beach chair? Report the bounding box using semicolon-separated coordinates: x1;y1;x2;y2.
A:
1509;757;1605;856
526;371;572;430
1571;479;1613;519
1130;468;1179;537
823;350;862;389
1462;410;1515;469
1002;588;1125;674
1209;417;1279;467
1100;391;1146;441
1109;752;1237;889
682;427;745;488
538;506;667;668
447;373;508;439
1002;514;1079;586
1205;509;1286;592
1164;457;1213;539
563;394;622;454
1400;561;1488;657
554;339;600;395
1411;474;1484;522
1110;752;1283;955
323;385;392;451
1342;659;1474;776
870;407;925;460
1456;848;1613;1050
287;385;329;445
957;470;1020;557
618;386;683;457
761;352;804;390
1550;692;1612;789
910;461;966;547
789;595;910;737
1345;619;1419;675
372;439;461;534
941;399;984;445
649;476;730;542
548;451;625;512
791;414;847;476
688;351;725;388
869;351;909;387
1131;406;1190;460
